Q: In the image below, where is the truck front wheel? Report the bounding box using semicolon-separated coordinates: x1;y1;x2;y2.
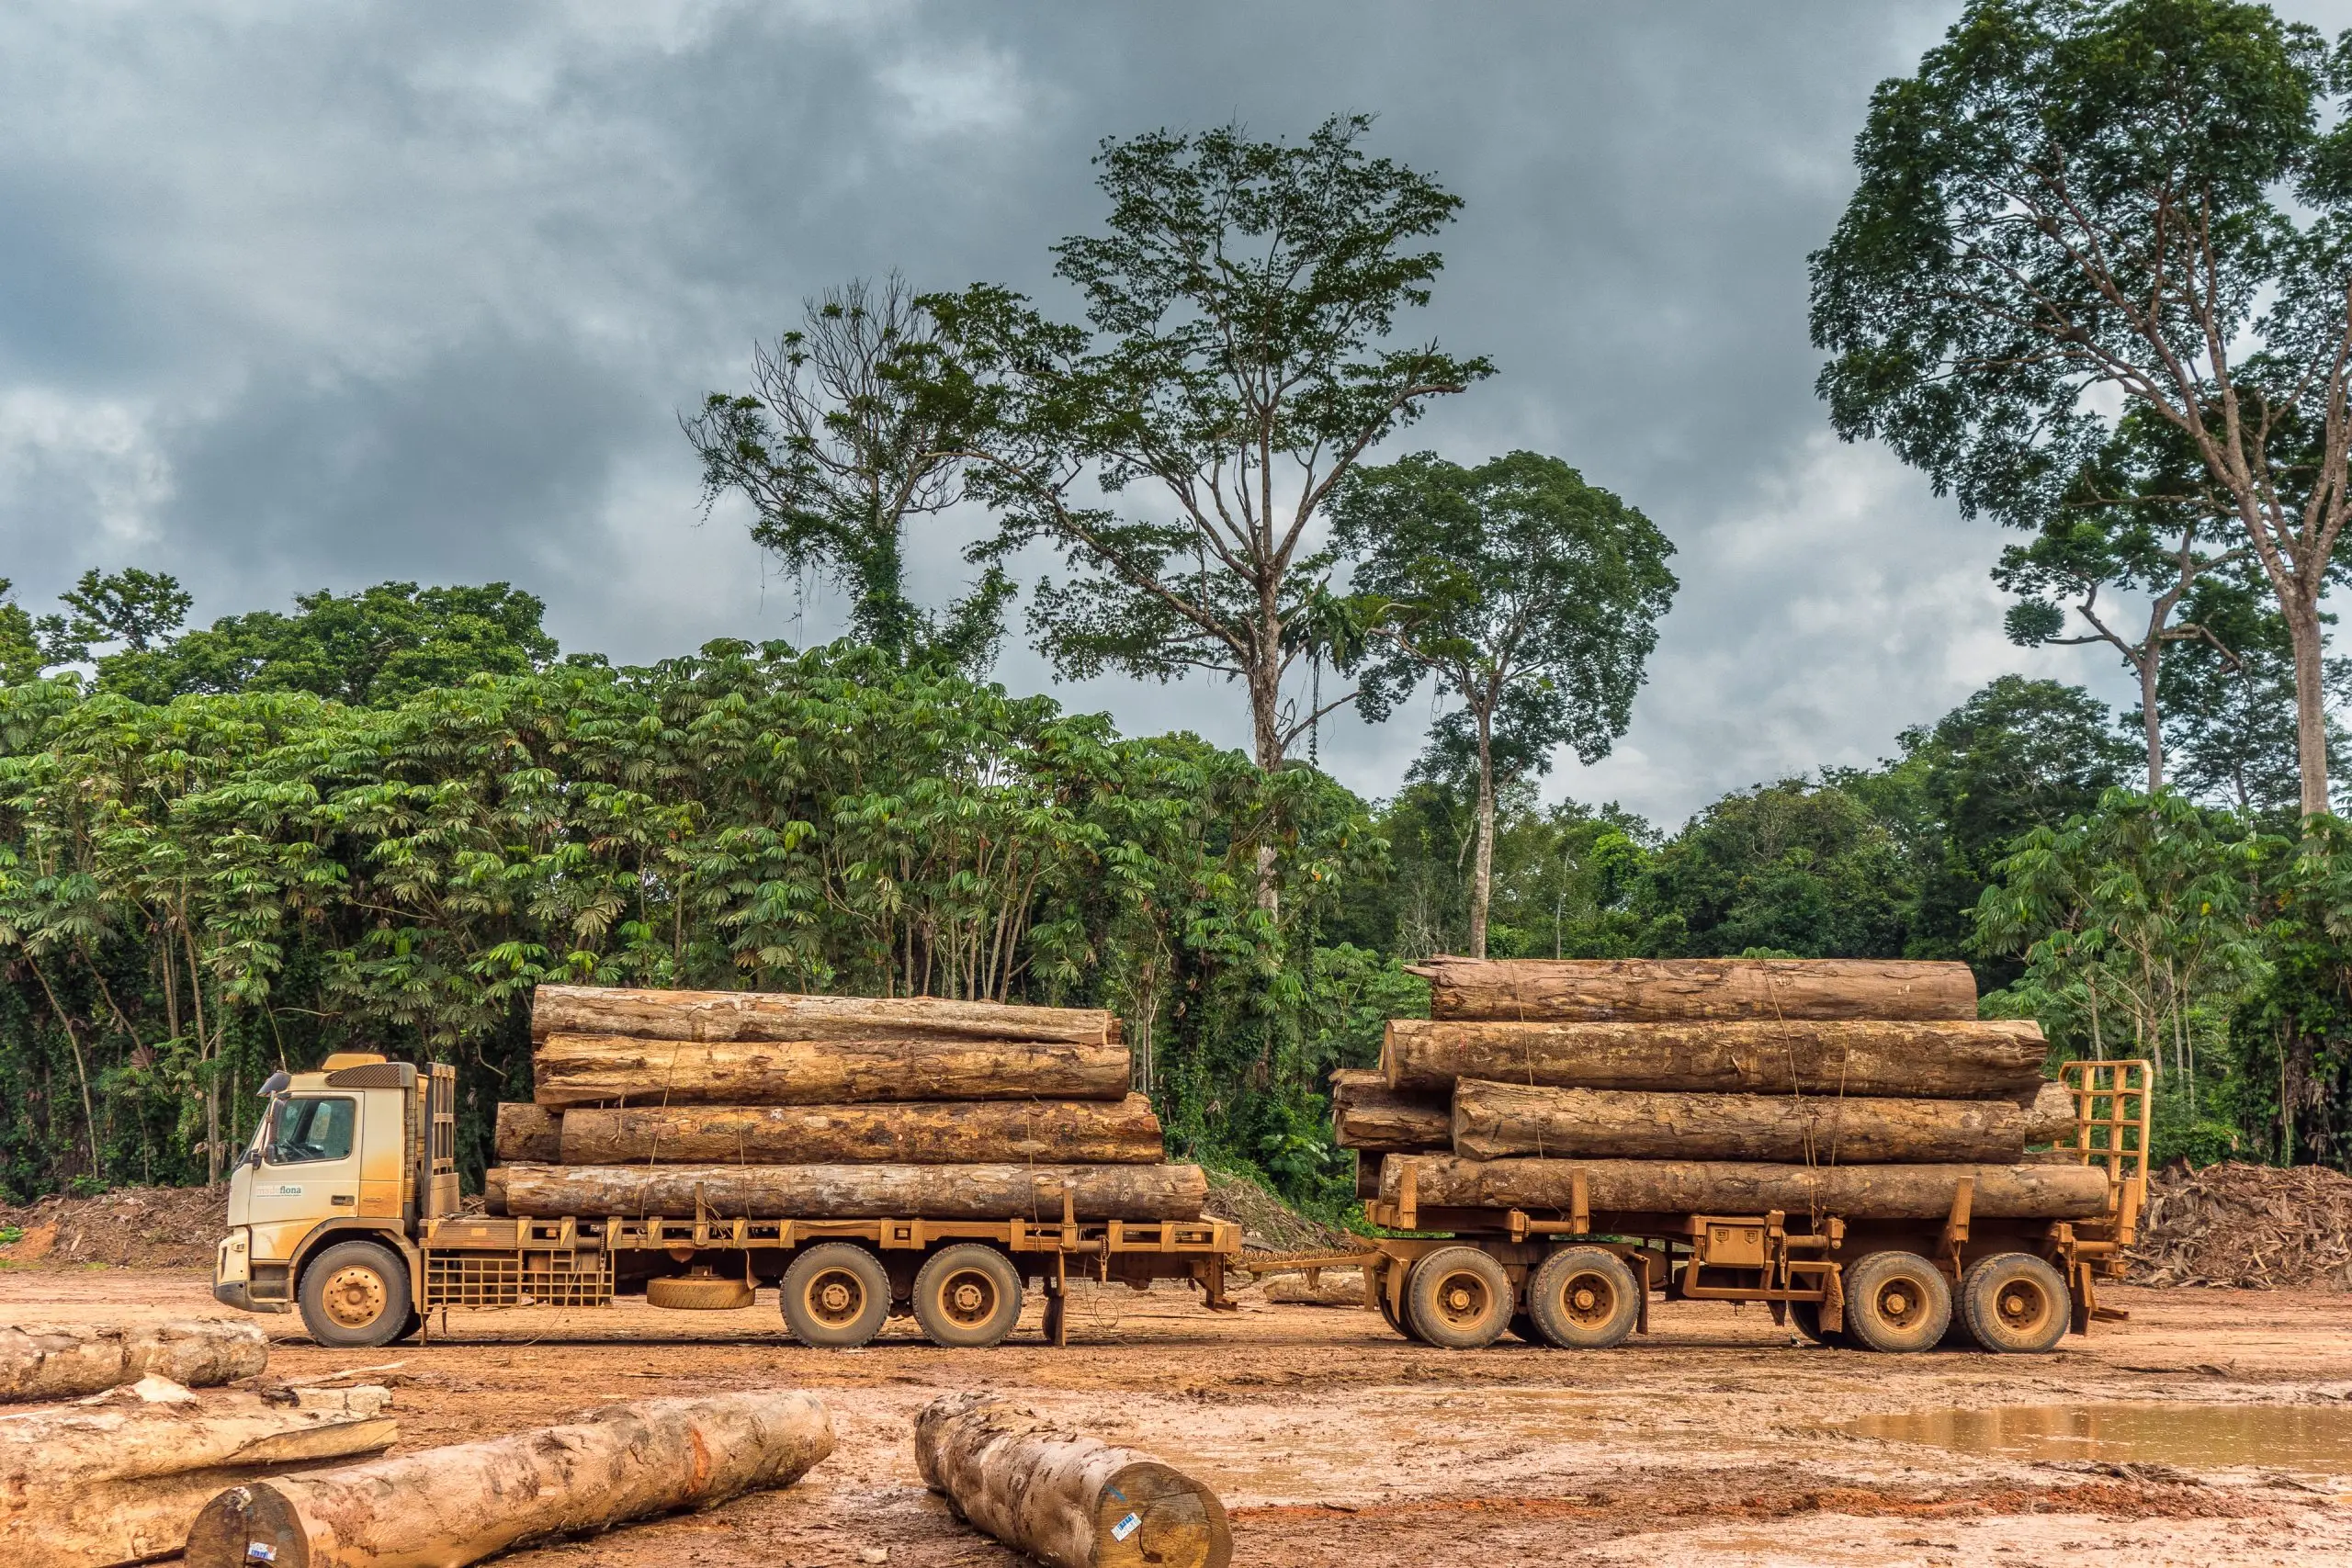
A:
299;1239;415;1348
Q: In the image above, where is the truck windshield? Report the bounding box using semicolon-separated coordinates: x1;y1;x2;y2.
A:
266;1096;356;1165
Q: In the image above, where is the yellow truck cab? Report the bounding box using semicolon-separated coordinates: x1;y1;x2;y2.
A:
214;1053;458;1346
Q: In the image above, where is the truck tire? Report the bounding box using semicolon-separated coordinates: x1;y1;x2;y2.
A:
299;1239;413;1348
1374;1261;1422;1342
1959;1252;2071;1354
1404;1246;1513;1349
1525;1246;1641;1349
647;1270;756;1311
1789;1300;1843;1346
911;1244;1024;1348
1840;1251;1951;1354
780;1243;891;1348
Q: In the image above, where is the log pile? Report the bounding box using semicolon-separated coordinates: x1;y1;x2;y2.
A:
491;986;1202;1222
1338;958;2113;1224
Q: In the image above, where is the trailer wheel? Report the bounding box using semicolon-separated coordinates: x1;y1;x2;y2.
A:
912;1245;1024;1348
1841;1252;1951;1354
299;1239;413;1348
1374;1266;1422;1342
1959;1253;2070;1354
1789;1301;1843;1346
1526;1247;1640;1349
1405;1246;1513;1349
780;1243;891;1348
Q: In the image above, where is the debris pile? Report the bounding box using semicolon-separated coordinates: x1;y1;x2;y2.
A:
2128;1160;2352;1291
0;1184;225;1270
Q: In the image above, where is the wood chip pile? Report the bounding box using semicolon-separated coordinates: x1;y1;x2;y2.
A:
2128;1160;2352;1290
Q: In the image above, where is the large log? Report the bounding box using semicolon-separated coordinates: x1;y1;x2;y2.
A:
533;1032;1131;1108
0;1317;266;1404
1451;1079;2080;1163
1404;956;1978;1021
0;1382;394;1568
1384;1017;2048;1099
1381;1154;2114;1221
1328;1069;1450;1153
559;1095;1167;1166
494;1162;1208;1222
533;985;1115;1045
916;1392;1231;1568
493;1102;562;1164
186;1390;833;1568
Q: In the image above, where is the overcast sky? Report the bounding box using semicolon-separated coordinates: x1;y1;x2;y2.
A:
6;2;2348;828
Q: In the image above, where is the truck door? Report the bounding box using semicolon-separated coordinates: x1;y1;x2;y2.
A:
247;1093;363;1261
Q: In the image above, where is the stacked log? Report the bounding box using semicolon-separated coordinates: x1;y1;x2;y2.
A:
1364;958;2110;1224
492;987;1200;1223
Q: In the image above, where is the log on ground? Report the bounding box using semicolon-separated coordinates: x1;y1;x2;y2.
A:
0;1317;266;1404
494;1162;1208;1222
493;1102;562;1164
533;985;1115;1045
1384;1018;2048;1099
533;1032;1131;1108
186;1390;833;1568
1328;1069;1450;1153
916;1391;1231;1568
1403;956;1978;1022
1451;1079;2079;1163
1382;1154;2113;1221
559;1095;1166;1166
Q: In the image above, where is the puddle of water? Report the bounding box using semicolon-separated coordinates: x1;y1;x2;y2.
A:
1849;1403;2352;1475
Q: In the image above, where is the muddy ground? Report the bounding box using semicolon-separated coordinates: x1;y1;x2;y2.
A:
5;1269;2348;1566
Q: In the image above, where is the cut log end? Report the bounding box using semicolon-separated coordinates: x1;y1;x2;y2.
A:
186;1484;310;1568
1094;1461;1232;1568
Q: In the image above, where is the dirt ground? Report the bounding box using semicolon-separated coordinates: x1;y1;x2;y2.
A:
5;1269;2348;1567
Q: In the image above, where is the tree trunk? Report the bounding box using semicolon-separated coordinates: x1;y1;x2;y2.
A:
0;1383;394;1568
532;1032;1131;1109
1380;1154;2112;1221
1451;1079;2079;1163
1385;1017;2045;1099
1469;705;1496;962
1327;1069;1450;1153
557;1096;1167;1166
531;986;1116;1046
2289;594;2333;818
186;1391;834;1568
914;1392;1232;1568
2138;641;2165;795
492;1103;563;1164
0;1318;266;1404
1402;957;1978;1022
492;1162;1208;1222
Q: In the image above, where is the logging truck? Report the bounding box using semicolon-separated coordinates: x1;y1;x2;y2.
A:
211;1053;1239;1349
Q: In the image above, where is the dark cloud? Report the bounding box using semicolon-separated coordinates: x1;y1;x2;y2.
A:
6;2;2345;824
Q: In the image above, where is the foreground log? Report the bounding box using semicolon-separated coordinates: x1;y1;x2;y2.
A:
0;1317;266;1404
559;1095;1166;1166
495;1162;1208;1222
1451;1079;2079;1163
916;1392;1231;1568
1382;1154;2113;1221
1328;1069;1450;1153
534;985;1116;1045
533;1032;1131;1108
493;1102;563;1164
186;1390;833;1568
1404;956;1978;1021
1385;1018;2047;1099
0;1381;393;1568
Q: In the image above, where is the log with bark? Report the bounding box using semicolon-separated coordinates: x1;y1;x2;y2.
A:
1384;1018;2048;1099
493;1102;562;1164
915;1392;1231;1568
532;1032;1131;1108
1380;1154;2113;1221
0;1317;267;1404
1403;956;1978;1022
493;1162;1208;1222
558;1095;1166;1166
186;1390;832;1568
1327;1069;1450;1153
0;1380;394;1568
533;985;1117;1045
1451;1079;2080;1163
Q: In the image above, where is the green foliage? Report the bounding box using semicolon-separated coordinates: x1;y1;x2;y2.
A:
1638;780;1915;960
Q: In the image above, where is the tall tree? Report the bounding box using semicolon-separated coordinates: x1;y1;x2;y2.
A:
685;274;1010;667
1812;0;2352;818
928;116;1492;783
35;568;190;663
1333;451;1676;958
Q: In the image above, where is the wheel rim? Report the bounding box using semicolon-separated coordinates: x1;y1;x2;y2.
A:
1872;1276;1928;1331
1559;1269;1617;1327
322;1264;388;1329
1430;1268;1495;1332
804;1268;868;1327
938;1269;1001;1328
1995;1277;2052;1336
